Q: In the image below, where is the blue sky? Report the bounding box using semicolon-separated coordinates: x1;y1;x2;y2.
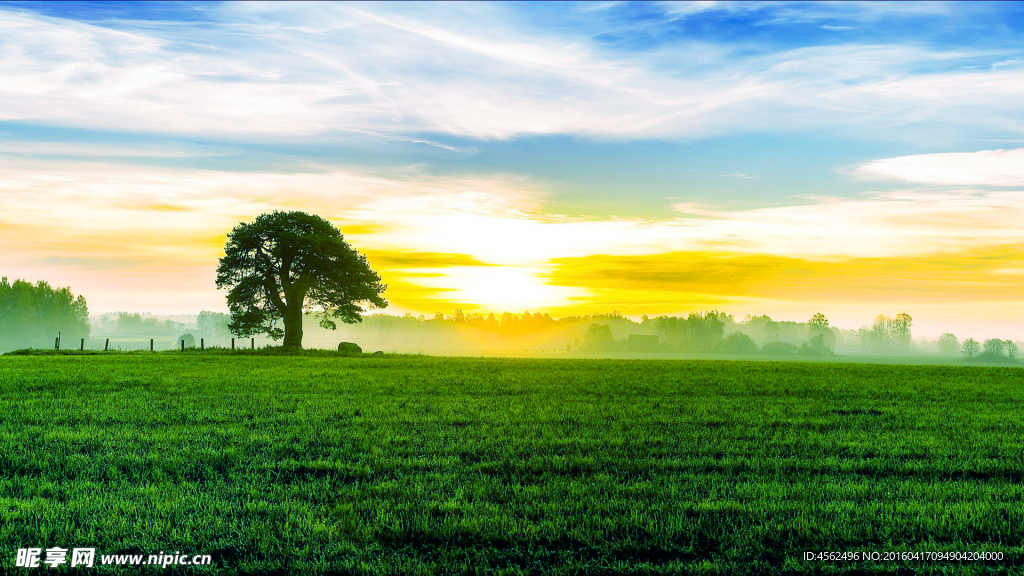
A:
2;1;1024;338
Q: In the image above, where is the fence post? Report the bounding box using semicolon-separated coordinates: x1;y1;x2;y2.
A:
80;338;84;351
150;339;154;352
181;340;185;352
201;338;204;351
104;339;109;352
251;338;255;350
231;338;235;350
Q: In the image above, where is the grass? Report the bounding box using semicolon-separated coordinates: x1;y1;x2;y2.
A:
1;355;1022;574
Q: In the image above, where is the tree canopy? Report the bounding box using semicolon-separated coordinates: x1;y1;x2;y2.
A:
0;278;89;352
215;211;387;349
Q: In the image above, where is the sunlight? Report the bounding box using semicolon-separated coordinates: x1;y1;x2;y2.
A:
406;266;587;312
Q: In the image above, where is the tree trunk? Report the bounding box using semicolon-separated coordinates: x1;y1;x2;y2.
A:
282;304;304;349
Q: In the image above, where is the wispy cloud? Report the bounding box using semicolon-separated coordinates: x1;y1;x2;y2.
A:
0;3;1022;143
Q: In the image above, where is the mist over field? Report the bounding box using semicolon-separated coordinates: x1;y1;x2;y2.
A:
4;274;1020;364
11;304;1024;364
95;310;1019;361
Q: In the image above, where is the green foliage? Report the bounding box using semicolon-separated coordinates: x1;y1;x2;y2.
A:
0;277;89;352
983;338;1006;357
1;356;1023;574
962;338;980;359
104;313;182;337
216;211;387;349
859;313;913;353
938;333;959;356
718;332;759;355
179;333;196;349
800;334;834;356
582;323;614;351
654;310;728;352
197;311;232;339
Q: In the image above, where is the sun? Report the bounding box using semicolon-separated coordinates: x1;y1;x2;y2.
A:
408;265;586;312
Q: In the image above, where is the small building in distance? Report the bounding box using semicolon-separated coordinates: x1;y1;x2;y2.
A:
627;334;659;352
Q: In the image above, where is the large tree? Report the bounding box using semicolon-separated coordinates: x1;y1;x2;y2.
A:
216;211;387;349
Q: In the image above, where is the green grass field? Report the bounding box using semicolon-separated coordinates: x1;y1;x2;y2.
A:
1;355;1023;574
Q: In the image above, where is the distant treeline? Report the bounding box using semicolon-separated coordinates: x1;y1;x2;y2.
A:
252;309;930;356
0;278;89;351
278;309;1019;358
92;311;231;338
2;274;1019;358
80;308;1024;357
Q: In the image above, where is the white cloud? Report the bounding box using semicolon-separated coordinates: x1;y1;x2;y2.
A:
855;148;1024;186
0;4;1022;143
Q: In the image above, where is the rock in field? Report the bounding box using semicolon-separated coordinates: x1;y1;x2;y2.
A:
337;342;362;355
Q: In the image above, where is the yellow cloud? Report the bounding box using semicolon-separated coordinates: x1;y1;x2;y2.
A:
545;245;1024;313
363;250;496;269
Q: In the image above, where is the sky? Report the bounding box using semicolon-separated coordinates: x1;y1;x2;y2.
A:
2;0;1024;339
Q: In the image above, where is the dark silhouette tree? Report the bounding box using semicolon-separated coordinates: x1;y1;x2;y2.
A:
216;211;387;349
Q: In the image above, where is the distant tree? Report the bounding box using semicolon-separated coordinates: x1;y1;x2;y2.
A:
216;211;387;349
583;323;614;352
743;314;780;343
961;338;980;359
859;313;911;353
891;313;913;351
802;334;834;356
688;310;727;352
807;313;832;354
484;313;499;330
654;311;729;352
983;338;1006;357
860;314;893;353
808;313;829;336
1007;340;1019;360
117;312;144;334
0;278;89;351
180;333;196;349
937;333;959;356
719;332;759;355
197;311;232;339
